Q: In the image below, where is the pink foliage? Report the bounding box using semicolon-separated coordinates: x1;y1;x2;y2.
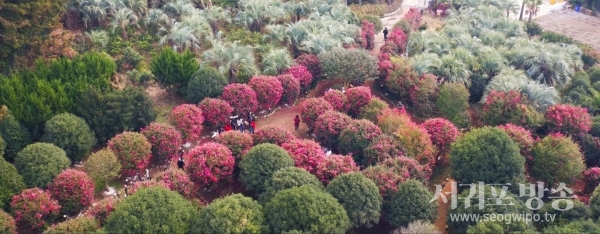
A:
168;104;205;142
156;170;193;198
362;157;431;198
300;98;333;130
128;180;168;195
221;84;258;114
314;154;359;184
360;20;375;50
285;65;313;90
108;132;152;177
584;167;600;193
198;98;234;127
388;28;407;52
409;74;439;116
404;7;422;30
48;169;95;214
141;122;183;161
277;74;301;105
184;142;235;187
497;123;535;162
363;135;404;167
323;90;348;112
377;53;393;80
421;118;460;160
216;131;254;160
295;54;321;80
10;188;60;229
249;75;284;110
345;87;372;117
313;111;353;148
481;90;543;130
86;197;119;225
545;104;592;136
253;126;296;146
282;139;326;174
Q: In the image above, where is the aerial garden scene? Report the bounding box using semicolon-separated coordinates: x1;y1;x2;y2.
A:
2;0;600;233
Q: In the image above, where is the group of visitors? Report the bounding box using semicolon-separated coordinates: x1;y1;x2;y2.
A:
223;112;256;133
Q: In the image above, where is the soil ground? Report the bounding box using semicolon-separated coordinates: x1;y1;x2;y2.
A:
536;10;600;51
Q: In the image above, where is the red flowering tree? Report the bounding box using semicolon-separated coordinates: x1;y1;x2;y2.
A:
221;84;258;114
409;74;439;117
481;90;544;131
314;154;359;184
86;197;120;226
545;104;592;136
10;188;60;230
377;108;411;134
313;111;353;148
108;132;152;177
362;157;431;198
168;104;204;142
184;142;235;188
295;54;321;80
48;169;95;215
249;76;284;110
584;167;600;194
497;124;535;165
324;90;348;112
421;118;460;163
0;210;16;234
284;65;313;90
300;98;333;130
141;123;182;161
253;126;295;146
282;139;326;174
128;180;168;195
338;119;383;164
216;131;254;161
378;53;394;80
198;98;234;127
277;74;301;105
404;8;421;30
384;58;419;100
345;87;372;117
155;170;193;198
387;28;408;54
395;120;437;169
363;135;403;167
360;20;375;50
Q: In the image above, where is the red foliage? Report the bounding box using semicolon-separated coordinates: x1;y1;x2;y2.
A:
360;20;375;50
338;119;383;163
409;74;439;116
387;28;408;53
277;74;301;105
48;169;95;214
384;58;420;98
168;104;205;142
141;122;183;161
363;135;404;167
377;53;394;80
314;154;360;184
198;98;234;127
184;142;235;188
482;90;544;131
10;188;60;229
545;104;592;136
583;167;600;194
404;7;422;30
86;197;119;225
128;180;168;195
295;54;321;80
216;131;254;161
249;75;284;110
156;170;193;198
313;111;353;148
497;123;535;163
221;84;258;114
284;65;313;90
323;90;348;112
253;126;296;146
300;98;333;130
362;157;431;198
108;132;152;177
282;139;326;174
345;86;372;117
421;118;460;162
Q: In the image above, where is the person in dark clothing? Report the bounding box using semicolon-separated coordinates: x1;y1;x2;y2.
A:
294;115;300;131
383;27;389;41
177;157;185;169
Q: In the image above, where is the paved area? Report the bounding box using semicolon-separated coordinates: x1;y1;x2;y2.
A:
536;10;600;51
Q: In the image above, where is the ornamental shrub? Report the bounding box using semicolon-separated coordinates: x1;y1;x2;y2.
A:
362;134;403;167
260;167;323;203
40;113;96;162
409;74;439;117
466;221;504;234
0;210;16;234
319;48;379;87
360;20;375;50
104;187;200;234
387;28;408;54
326;173;382;228
377;53;394;80
284;65;313;90
216;131;253;161
313;111;353;149
129;180;169;196
253;126;295;146
48;169;95;215
338;119;383;164
198;98;234;127
421;118;460;162
497;124;535;167
323;90;348;112
531;133;585;187
192;194;267;234
359;97;389;123
151;48;198;94
86;196;120;225
83;149;121;186
155;170;193;198
300;98;333;130
14;143;70;188
249;76;284;110
184;142;234;188
0;106;31;161
239;144;294;193
384;57;419;100
314;154;360;184
543;219;600;234
345;86;372;117
264;185;351;233
383;180;437;228
393;221;440;234
141;123;182;161
184;67;228;103
394;119;437;168
545;104;592;136
537;200;591;229
481;90;544;131
221;84;258;114
44;216;99;234
277;74;301;105
295;54;321;81
436;83;470;128
362;157;431;198
0;159;25;211
579;134;600;166
108;132;151;177
10;188;60;230
377;108;411;134
281;139;325;174
168;104;204;142
450;127;525;185
584;167;600;194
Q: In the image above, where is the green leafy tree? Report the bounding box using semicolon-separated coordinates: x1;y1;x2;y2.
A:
83;149;121;186
436;82;471;128
0;106;31;161
0;158;25;211
151;48;199;95
319;48;379;87
264;185;351;233
41;113;96;162
259;167;323;203
530;133;585;187
239;143;294;193
43;216;100;234
543;219;600;234
104;187;199;234
184;67;228;103
191;194;267;234
383;180;437;228
591;185;600;219
466;221;504;234
326;172;382;228
14;143;70;188
358;97;390;123
537;200;590;228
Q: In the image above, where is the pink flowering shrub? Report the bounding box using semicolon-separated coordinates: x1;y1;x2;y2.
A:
314;154;359;184
295;54;321;80
545;104;592;136
216;131;253;161
378;53;394;80
363;134;404;167
168;104;205;142
10;188;60;230
86;197;120;226
0;210;17;234
497;124;535;165
198;98;234;127
277;74;301;105
324;90;348;112
345;86;372;117
282;139;326;174
221;84;258;114
285;65;313;90
421;118;460;162
482;90;544;131
584;167;600;194
409;74;439;117
184;142;235;188
338;119;383;164
404;8;421;30
155;170;193;198
249;76;284;110
253;126;295;146
362;157;430;198
128;180;168;195
387;28;408;53
313;111;353;148
300;98;333;130
395;119;437;169
108;132;152;177
48;169;95;215
384;58;420;99
141;123;182;161
377;108;412;134
360;20;375;50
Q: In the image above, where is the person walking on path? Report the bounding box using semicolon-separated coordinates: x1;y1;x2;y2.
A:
294;115;300;131
383;27;389;41
177;157;185;170
249;120;256;134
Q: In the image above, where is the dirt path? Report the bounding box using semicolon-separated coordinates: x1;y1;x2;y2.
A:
536;10;600;52
434;179;455;234
371;7;410;56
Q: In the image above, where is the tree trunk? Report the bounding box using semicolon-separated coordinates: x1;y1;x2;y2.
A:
229;69;237;84
519;0;526;20
506;9;510;18
528;6;533;21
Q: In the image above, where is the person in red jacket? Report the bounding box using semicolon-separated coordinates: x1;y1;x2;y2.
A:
250;120;256;134
224;123;232;131
294;115;300;131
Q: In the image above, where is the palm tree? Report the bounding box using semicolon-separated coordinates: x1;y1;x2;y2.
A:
181;11;213;40
525;0;542;21
236;0;288;32
123;0;148;17
110;8;139;40
84;30;110;50
479;29;506;48
79;0;107;28
159;22;201;52
482;69;559;110
262;48;294;75
435;54;473;86
524;43;581;87
201;41;258;83
163;0;195;19
145;9;172;33
301;33;341;54
424;33;452;56
200;6;231;36
284;0;310;22
410;53;442;75
497;0;519;18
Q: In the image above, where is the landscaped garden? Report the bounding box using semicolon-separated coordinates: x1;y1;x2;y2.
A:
2;0;600;233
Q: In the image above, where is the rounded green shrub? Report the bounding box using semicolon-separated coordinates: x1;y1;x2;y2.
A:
358;97;389;123
43;216;99;234
239;143;294;193
0;159;25;211
537;200;590;228
436;82;470;128
0;106;31;162
383;180;437;228
326;172;382;228
41;113;96;162
184;67;228;103
192;194;267;234
14;143;71;188
259;167;323;203
530;133;585;187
